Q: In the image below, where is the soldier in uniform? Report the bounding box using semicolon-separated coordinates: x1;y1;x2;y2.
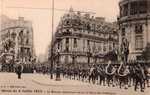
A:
134;63;145;92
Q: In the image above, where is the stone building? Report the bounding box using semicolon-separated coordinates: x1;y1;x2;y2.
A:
0;15;35;65
52;8;118;69
118;0;150;61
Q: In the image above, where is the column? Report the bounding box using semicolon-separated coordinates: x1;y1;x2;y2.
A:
143;24;148;48
147;20;150;43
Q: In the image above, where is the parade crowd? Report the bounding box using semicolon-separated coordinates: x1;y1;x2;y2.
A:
59;63;150;92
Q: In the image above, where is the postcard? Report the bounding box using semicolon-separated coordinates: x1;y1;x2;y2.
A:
0;0;150;95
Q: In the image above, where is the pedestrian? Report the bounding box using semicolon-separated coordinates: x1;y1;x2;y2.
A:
16;63;23;79
134;63;145;92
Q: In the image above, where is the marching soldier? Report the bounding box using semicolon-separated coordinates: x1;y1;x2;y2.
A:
134;63;145;92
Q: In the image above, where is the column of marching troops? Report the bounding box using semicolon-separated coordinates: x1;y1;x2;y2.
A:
17;59;150;92
60;62;150;92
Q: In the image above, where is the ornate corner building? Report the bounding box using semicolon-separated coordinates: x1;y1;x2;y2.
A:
52;8;118;69
118;0;150;61
0;15;35;71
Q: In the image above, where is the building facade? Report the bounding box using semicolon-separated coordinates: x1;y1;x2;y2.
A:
52;8;118;69
118;0;150;61
0;15;35;71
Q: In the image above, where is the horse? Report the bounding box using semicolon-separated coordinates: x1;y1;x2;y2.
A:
98;65;106;86
104;50;118;87
88;66;99;84
117;63;130;89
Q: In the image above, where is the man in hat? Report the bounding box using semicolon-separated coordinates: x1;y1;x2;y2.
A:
16;62;23;79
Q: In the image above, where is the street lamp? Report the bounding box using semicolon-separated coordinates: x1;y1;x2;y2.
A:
87;46;91;67
50;0;55;79
55;48;61;81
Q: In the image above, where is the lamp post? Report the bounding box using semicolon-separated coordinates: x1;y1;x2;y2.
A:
50;0;55;79
55;48;61;81
87;46;91;67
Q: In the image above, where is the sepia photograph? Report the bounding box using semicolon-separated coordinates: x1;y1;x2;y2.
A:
0;0;150;95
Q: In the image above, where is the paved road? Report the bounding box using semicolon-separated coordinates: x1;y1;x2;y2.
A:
0;73;149;95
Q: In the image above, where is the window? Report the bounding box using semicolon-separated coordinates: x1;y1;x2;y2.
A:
83;39;85;51
135;25;143;34
87;40;90;52
57;43;60;50
6;30;10;37
66;29;70;33
120;6;123;17
66;21;70;25
66;38;69;43
66;38;69;52
139;1;147;14
113;43;115;48
109;44;112;51
122;28;125;36
93;42;96;52
26;38;29;45
11;32;16;40
123;4;128;16
60;42;62;51
92;24;96;31
67;14;70;17
73;38;77;48
98;44;102;52
130;2;138;15
135;35;143;50
135;25;143;50
87;24;91;30
65;55;69;64
26;31;29;36
19;30;23;37
103;43;107;52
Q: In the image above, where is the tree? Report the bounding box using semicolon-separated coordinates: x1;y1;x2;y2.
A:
2;39;15;52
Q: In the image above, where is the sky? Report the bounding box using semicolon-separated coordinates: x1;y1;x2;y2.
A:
0;0;120;57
